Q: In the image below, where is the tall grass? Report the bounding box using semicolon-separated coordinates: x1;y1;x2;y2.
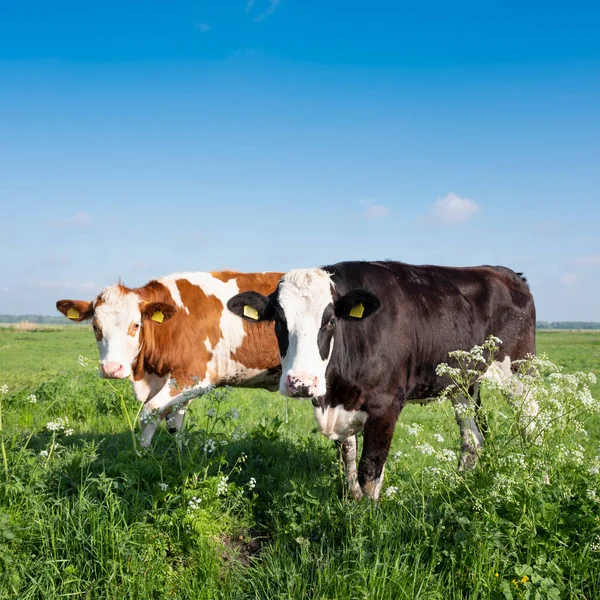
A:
0;330;599;598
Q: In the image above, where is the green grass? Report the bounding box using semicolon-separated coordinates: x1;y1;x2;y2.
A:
1;327;599;599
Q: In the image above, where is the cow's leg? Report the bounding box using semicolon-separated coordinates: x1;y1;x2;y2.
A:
338;435;362;501
166;403;190;434
452;387;484;471
358;411;398;501
140;387;190;448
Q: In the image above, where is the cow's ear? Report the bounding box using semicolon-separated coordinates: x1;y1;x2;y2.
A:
227;292;274;322
335;290;381;321
142;302;178;324
56;299;94;322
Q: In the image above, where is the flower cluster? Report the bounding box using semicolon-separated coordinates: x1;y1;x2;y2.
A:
216;475;229;496
187;496;202;511
46;417;74;435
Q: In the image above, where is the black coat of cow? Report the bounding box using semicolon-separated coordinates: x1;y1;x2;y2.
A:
229;261;536;500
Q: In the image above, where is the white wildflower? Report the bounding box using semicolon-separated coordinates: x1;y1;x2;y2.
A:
433;433;444;443
203;439;216;453
416;443;436;456
77;355;90;368
64;428;74;436
385;486;399;498
393;450;406;460
587;489;598;501
0;384;8;395
188;496;202;511
168;378;178;389
39;450;49;458
248;477;256;490
28;394;37;404
46;417;69;432
217;475;229;496
406;423;422;436
438;449;458;463
207;408;217;418
230;408;239;420
158;482;169;491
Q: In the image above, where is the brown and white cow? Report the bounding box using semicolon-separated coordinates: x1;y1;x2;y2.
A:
57;271;282;446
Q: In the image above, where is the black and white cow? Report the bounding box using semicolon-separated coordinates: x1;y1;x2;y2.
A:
228;261;536;501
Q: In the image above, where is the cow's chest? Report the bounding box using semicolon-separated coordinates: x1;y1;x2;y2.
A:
313;404;368;442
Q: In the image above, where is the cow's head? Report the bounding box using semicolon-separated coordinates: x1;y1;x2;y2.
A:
227;269;380;398
56;284;177;379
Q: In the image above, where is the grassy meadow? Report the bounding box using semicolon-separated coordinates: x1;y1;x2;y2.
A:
0;326;599;599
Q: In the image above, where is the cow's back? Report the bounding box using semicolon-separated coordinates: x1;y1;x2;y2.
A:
324;261;535;399
140;271;283;388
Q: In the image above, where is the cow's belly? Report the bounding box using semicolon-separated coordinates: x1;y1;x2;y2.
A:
313;404;368;442
221;367;281;392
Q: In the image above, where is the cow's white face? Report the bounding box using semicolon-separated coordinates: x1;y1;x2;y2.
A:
92;286;144;379
227;269;381;399
276;269;335;397
56;284;177;381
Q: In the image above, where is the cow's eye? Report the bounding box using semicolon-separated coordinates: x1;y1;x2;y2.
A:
328;317;336;327
133;323;140;330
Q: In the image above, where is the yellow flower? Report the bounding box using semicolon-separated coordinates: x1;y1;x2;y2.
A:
495;573;499;578
512;579;519;589
521;575;530;583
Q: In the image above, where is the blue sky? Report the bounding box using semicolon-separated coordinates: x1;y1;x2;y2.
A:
1;1;599;320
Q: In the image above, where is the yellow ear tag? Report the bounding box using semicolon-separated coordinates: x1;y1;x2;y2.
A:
66;307;80;320
151;310;165;323
243;305;259;320
349;303;365;319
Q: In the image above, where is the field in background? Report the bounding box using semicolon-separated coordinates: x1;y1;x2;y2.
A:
1;327;599;599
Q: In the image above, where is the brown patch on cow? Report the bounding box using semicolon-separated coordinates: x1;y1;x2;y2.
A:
210;271;241;283
56;299;95;322
131;278;225;389
229;272;282;371
91;316;103;341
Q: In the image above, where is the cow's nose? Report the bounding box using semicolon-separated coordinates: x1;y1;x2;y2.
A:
101;362;124;379
286;375;318;398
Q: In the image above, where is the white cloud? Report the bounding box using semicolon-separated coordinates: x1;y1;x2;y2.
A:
48;212;91;229
572;254;600;267
245;0;255;12
429;193;480;224
194;22;211;32
560;273;578;286
253;0;280;22
365;205;390;219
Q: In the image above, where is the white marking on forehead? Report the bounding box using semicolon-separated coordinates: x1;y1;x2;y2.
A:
279;268;333;297
278;268;334;324
95;285;141;318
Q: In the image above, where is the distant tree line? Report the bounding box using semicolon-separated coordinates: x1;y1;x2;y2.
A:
536;321;600;330
0;315;79;325
0;315;599;329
